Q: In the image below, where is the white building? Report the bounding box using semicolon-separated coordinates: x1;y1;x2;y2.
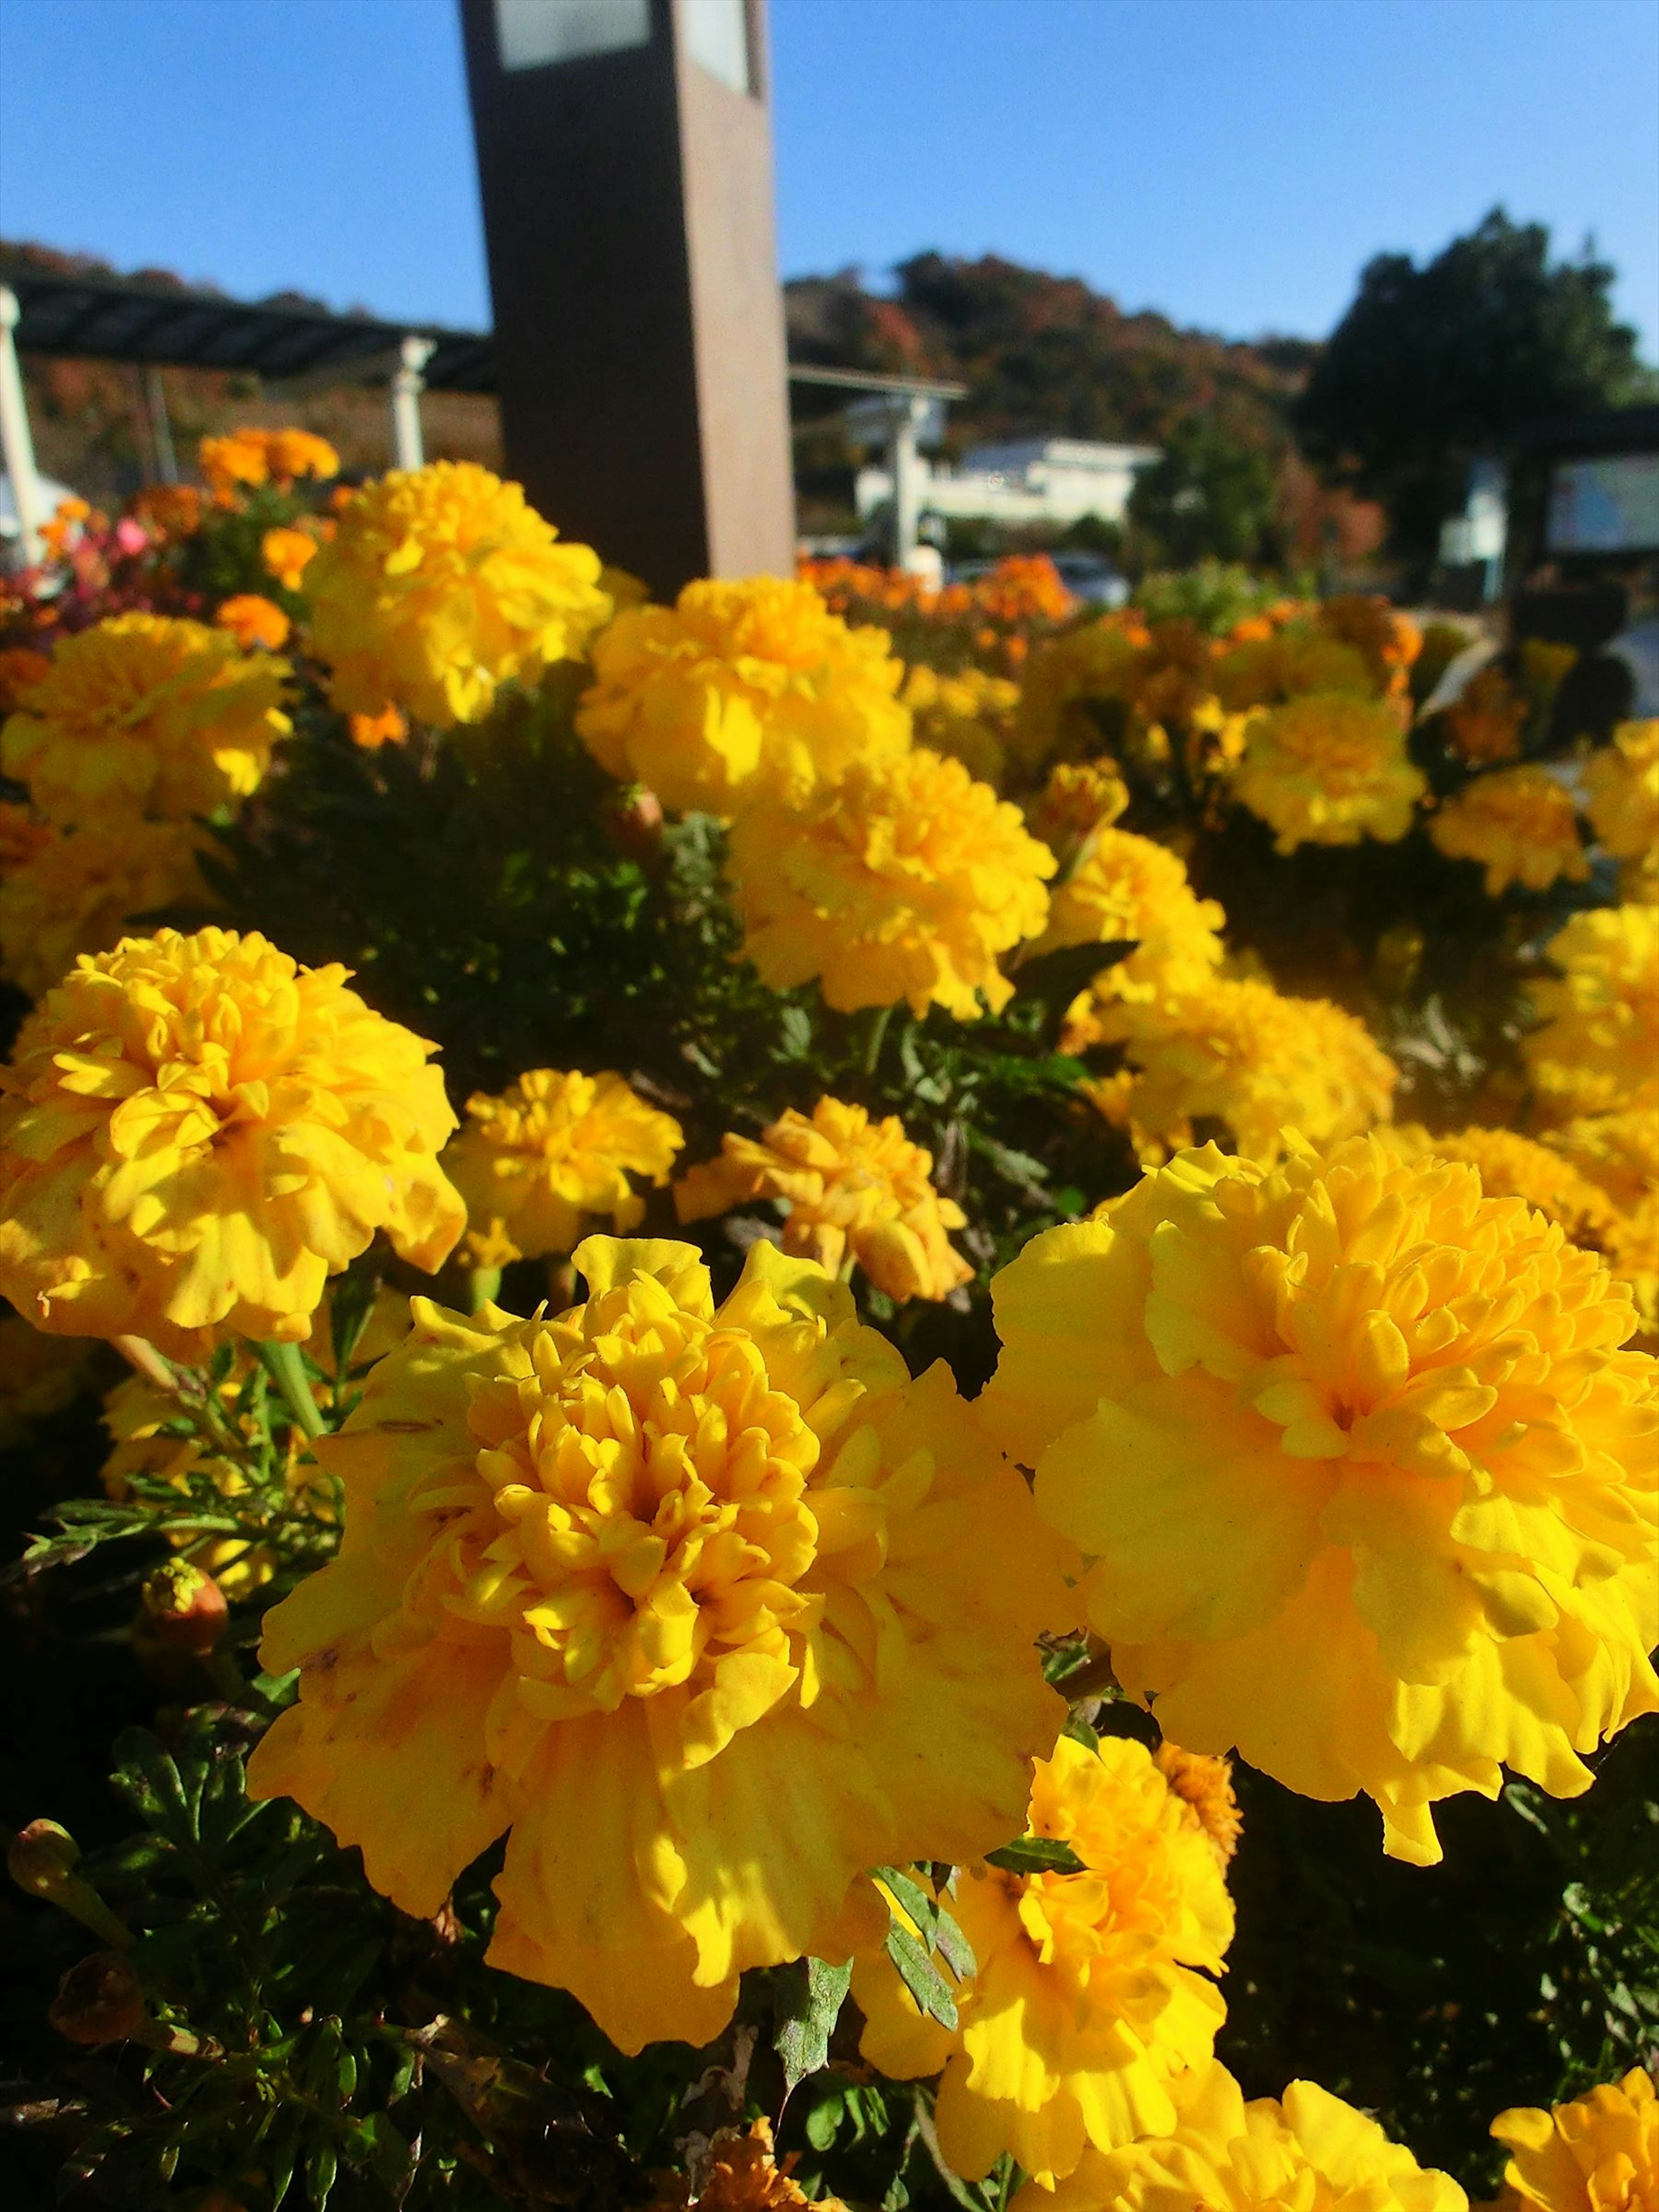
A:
855;435;1160;534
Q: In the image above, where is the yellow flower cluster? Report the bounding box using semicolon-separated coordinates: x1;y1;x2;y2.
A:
1213;629;1375;712
198;426;340;493
577;577;911;814
0;819;213;1000
1525;904;1659;1115
1024;758;1130;864
1491;2067;1657;2212
1385;1124;1619;1257
1233;693;1425;852
675;1095;971;1302
306;461;611;728
1585;719;1659;889
979;1134;1659;1865
1429;766;1589;896
1035;2061;1467;2212
0;613;291;828
0;928;463;1356
1012;619;1146;770
899;661;1019;788
1546;1111;1659;1333
247;1235;1065;2052
856;1733;1234;2183
1040;826;1227;1022
444;1068;684;1268
726;748;1054;1019
1090;976;1398;1163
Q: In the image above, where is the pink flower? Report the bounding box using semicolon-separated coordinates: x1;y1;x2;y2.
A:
114;519;149;556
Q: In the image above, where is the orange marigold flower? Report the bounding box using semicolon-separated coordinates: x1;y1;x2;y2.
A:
1443;663;1527;766
725;747;1054;1020
347;703;408;750
263;428;339;484
1154;1742;1243;1862
246;1236;1068;2053
215;594;292;652
198;430;273;493
0;798;53;871
675;1096;971;1303
1429;766;1589;895
0;645;51;713
262;525;320;594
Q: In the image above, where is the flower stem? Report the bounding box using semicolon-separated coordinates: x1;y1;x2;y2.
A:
113;1334;181;1395
467;1266;502;1312
861;1002;894;1078
260;1339;326;1443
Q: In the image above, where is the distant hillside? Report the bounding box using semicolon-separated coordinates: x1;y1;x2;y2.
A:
786;253;1319;452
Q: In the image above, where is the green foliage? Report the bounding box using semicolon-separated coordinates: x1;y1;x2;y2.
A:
1133;560;1299;637
1129;421;1280;570
1296;207;1658;560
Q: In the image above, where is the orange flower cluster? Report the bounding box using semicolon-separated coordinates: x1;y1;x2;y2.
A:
199;427;340;494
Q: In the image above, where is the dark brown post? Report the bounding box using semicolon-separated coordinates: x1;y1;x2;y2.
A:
458;0;795;596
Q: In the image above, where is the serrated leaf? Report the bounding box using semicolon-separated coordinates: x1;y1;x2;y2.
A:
884;1926;958;2031
872;1865;938;1944
110;1729;196;1848
931;1902;976;1983
774;1955;852;2094
984;1835;1087;1877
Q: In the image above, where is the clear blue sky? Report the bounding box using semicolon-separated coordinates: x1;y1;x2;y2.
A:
0;0;1654;353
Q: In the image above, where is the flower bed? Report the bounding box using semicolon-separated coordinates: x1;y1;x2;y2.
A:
0;443;1655;2211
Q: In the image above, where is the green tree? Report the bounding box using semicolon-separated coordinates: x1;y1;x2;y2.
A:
1128;417;1279;568
1296;207;1656;561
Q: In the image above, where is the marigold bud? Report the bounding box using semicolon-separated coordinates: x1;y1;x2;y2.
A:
8;1818;80;1899
49;1952;148;2045
141;1560;229;1656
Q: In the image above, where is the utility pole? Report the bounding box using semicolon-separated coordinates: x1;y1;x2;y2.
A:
458;0;795;595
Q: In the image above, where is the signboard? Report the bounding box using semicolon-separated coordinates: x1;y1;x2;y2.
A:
1546;453;1659;554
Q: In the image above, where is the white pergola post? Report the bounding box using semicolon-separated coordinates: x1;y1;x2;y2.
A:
888;398;923;572
0;286;46;567
391;335;436;471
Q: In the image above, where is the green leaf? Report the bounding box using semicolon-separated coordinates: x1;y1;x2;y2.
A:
774;1955;853;2094
1016;940;1139;1009
872;1865;938;1945
110;1728;197;1849
804;2085;845;2151
305;2133;339;2210
884;1926;958;2031
984;1835;1087;1877
931;1901;977;1983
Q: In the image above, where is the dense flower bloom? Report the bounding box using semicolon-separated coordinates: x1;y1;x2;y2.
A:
306;462;610;728
1212;629;1375;713
1383;1125;1620;1262
900;663;1018;788
726;747;1054;1020
1524;905;1659;1115
1547;1112;1659;1333
247;1235;1066;2052
0;820;213;1000
675;1096;971;1303
0;614;292;828
1039;828;1227;1038
1025;760;1131;864
263;428;340;484
1090;976;1398;1163
444;1069;684;1268
652;2119;847;2212
1490;2067;1657;2212
978;1134;1659;1864
1429;766;1589;895
0;927;464;1355
1233;693;1425;852
215;594;292;652
1154;1742;1242;1862
0;1313;90;1448
1585;720;1659;878
576;577;911;815
855;1733;1233;2183
1030;2061;1467;2212
262;525;321;594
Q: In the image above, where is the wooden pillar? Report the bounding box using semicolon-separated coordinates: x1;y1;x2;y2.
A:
458;0;795;597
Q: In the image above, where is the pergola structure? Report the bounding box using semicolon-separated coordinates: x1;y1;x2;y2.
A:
0;261;963;569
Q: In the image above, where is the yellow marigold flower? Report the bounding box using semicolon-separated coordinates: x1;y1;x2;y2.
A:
1012;620;1145;771
1491;2067;1657;2212
854;1733;1233;2183
1585;720;1659;876
0;927;464;1356
675;1096;971;1303
726;747;1053;1020
1154;1742;1242;1862
1025;759;1131;864
199;430;271;492
0;645;51;714
263;428;339;484
246;1235;1066;2053
1030;2060;1467;2212
901;663;1019;789
1213;629;1375;712
1525;905;1659;1116
445;1068;684;1268
0;1312;91;1448
261;525;320;594
1318;593;1422;693
1547;1112;1659;1334
306;461;610;730
0;613;292;828
1233;693;1425;853
1092;976;1398;1163
576;577;911;815
0;820;213;1000
1039;828;1226;1040
215;594;292;652
1383;1125;1620;1259
348;703;408;750
1429;766;1589;896
978;1133;1659;1865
